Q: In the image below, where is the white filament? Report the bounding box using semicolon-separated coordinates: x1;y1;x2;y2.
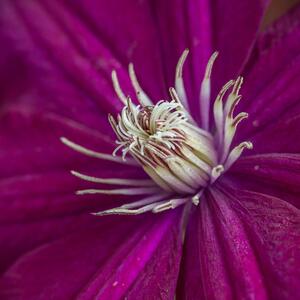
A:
128;63;153;106
200;51;219;130
76;187;160;195
71;170;155;186
60;137;137;166
175;49;190;110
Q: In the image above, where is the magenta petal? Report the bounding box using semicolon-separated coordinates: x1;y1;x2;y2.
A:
152;0;269;122
227;153;300;208
0;214;98;274
218;186;300;299
249;113;300;154
0;0;130;116
178;185;300;299
178;190;267;299
0;104;150;216
242;3;300;106
0;107;146;219
0;107;145;275
63;0;173;101
210;0;270;99
0;212;182;300
0;107;117;177
0;168;146;223
237;4;300;143
1;0;270;120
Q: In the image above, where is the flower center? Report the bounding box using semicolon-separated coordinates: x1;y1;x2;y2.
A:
109;96;217;196
61;49;252;215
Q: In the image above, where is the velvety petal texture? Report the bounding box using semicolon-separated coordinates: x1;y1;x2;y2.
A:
0;106;147;276
0;212;182;299
0;0;270;122
237;3;300;153
1;0;300;299
228;154;300;208
178;185;300;300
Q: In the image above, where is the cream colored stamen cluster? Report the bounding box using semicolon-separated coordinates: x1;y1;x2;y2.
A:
61;49;252;216
109;94;217;195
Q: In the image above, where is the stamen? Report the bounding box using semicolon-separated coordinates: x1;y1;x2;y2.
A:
152;197;190;213
140;167;170;191
60;137;137;166
167;157;208;188
169;88;197;125
91;193;200;216
224;141;253;170
70;170;155;186
222;112;248;163
213;80;235;148
128;63;153;106
180;147;212;175
92;203;159;216
92;195;171;216
224;76;244;117
76;187;160;195
217;76;249;164
183;122;213;139
111;70;128;105
211;164;224;183
200;51;219;130
112;143;126;158
108;114;122;141
146;165;196;194
63;49;253;216
121;194;170;209
106;94;218;194
191;190;203;205
175;49;189;110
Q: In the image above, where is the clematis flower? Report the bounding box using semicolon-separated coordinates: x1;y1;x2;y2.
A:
0;0;300;299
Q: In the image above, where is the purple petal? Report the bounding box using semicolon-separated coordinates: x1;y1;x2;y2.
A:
74;0;269;119
178;185;300;299
0;108;146;274
237;4;300;145
0;107;147;219
0;169;145;222
0;214;97;274
0;0;130;118
210;0;270;100
0;212;182;299
178;190;267;299
226;153;300;208
242;3;300;104
63;0;174;101
249;113;300;154
0;107;117;176
1;0;269;122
